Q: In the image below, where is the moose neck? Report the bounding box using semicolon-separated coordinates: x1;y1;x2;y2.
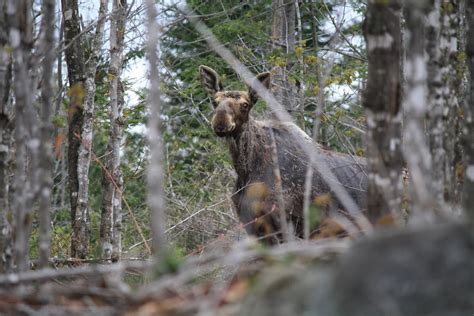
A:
225;117;267;181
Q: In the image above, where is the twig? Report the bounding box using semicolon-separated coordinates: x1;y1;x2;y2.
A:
0;261;151;286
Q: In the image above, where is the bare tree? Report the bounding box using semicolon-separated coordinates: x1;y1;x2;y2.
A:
62;0;109;259
362;0;403;223
61;0;87;258
0;0;13;273
74;0;109;259
37;0;56;269
146;0;167;260
463;0;474;219
9;0;37;272
101;0;127;261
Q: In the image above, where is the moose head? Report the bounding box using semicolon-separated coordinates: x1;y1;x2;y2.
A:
199;65;271;137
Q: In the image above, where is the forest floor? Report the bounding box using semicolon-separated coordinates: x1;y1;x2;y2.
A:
0;238;348;316
1;222;473;316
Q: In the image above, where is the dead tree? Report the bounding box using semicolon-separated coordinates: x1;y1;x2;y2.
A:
199;66;367;243
101;0;127;261
362;0;403;223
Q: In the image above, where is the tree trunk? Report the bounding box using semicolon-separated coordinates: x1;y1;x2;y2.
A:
9;0;37;272
145;0;167;261
0;114;13;273
294;0;305;127
54;17;67;211
37;0;56;269
439;0;461;205
100;0;127;261
309;1;327;146
271;0;297;115
362;0;403;224
463;0;474;220
61;0;86;258
0;0;14;274
403;1;435;216
426;0;445;208
72;0;108;259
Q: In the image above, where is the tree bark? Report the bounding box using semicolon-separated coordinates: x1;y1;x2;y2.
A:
294;0;305;127
439;0;461;205
71;0;109;259
463;0;474;220
145;0;167;261
308;2;328;147
426;0;445;207
403;1;435;216
9;0;37;272
61;0;86;258
0;114;13;273
100;0;127;261
0;0;14;274
37;0;56;269
362;0;403;224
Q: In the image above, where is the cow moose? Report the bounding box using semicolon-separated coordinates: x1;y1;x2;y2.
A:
199;65;368;244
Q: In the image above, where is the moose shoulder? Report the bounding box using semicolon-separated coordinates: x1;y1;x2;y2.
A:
199;65;368;244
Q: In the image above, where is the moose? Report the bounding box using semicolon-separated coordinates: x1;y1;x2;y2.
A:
199;65;368;243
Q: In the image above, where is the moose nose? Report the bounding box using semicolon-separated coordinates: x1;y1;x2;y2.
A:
215;124;226;133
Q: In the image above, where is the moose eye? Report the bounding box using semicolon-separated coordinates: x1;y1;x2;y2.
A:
241;103;249;111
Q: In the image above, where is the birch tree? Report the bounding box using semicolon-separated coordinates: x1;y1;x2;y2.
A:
71;0;109;259
62;0;109;259
362;0;403;223
403;0;435;216
101;0;127;261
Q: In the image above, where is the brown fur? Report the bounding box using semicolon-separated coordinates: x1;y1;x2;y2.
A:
199;65;368;244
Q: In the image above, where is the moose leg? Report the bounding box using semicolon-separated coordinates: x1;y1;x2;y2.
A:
234;182;280;244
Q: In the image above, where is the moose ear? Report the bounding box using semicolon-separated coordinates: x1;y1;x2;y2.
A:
248;72;271;104
199;65;223;95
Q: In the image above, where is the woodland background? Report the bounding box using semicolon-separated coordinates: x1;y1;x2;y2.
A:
0;0;473;315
